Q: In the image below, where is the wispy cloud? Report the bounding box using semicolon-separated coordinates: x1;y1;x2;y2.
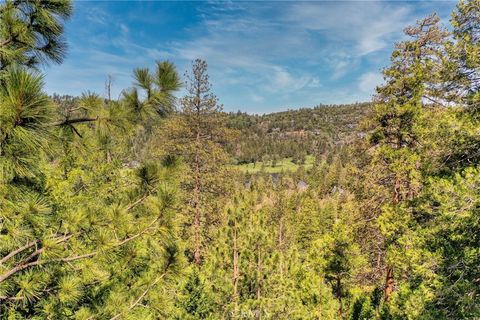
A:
284;2;413;55
43;1;457;112
358;72;384;95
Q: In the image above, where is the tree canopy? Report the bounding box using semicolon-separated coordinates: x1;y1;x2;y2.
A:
0;0;479;318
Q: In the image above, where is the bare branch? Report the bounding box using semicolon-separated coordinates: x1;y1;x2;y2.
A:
0;240;38;266
50;116;99;126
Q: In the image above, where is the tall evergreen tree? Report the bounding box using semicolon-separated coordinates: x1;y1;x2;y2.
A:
367;14;448;304
0;67;184;317
158;59;233;265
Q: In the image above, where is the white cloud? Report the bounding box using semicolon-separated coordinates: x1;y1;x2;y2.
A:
308;78;321;88
146;48;174;60
285;2;412;56
331;59;354;80
120;24;129;35
83;5;109;25
169;3;325;98
167;0;415;105
266;66;312;92
250;94;265;103
358;72;384;94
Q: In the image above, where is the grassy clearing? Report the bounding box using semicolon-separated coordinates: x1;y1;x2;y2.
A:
230;155;315;173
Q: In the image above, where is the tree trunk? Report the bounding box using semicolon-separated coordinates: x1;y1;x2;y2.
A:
193;207;201;265
193;136;202;265
278;217;284;277
393;176;401;203
233;223;239;305
384;266;394;302
318;295;322;320
384;173;401;303
256;245;261;300
336;277;343;319
255;244;262;320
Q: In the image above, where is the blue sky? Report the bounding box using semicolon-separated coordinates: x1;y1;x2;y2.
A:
43;0;457;114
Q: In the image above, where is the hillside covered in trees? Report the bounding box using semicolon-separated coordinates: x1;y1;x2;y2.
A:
226;103;371;165
0;1;479;319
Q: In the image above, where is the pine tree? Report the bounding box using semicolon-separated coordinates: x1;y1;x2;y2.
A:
367;14;448;304
438;0;480;168
177;269;215;320
158;59;233;265
0;68;52;183
122;60;182;122
418;167;480;318
121;60;182;161
0;16;185;315
443;0;480;109
0;0;73;70
0;68;184;316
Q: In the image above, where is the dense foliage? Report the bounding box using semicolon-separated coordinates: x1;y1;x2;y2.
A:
0;0;479;319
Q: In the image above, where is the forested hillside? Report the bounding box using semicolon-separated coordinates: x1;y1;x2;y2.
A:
0;1;479;319
227;103;371;165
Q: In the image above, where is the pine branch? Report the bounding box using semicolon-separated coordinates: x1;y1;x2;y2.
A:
0;214;162;283
0;295;24;301
0;194;150;273
110;270;169;320
0;234;73;283
0;38;13;47
0;252;95;284
0;240;38;265
50;116;99;126
0;234;72;266
114;215;161;247
52;252;97;263
0;259;42;283
125;193;150;211
70;124;83;138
